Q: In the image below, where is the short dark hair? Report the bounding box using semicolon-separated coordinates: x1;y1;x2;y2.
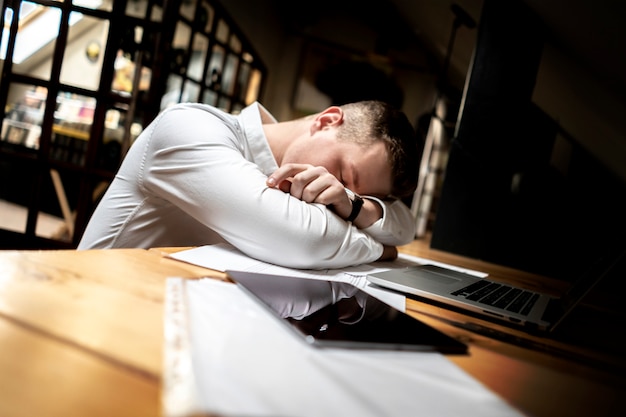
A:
338;101;422;199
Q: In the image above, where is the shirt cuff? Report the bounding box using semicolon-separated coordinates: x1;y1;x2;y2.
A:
362;196;416;245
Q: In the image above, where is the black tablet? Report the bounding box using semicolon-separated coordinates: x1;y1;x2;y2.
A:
226;270;467;355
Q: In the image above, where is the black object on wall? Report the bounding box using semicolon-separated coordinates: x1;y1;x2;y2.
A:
431;0;626;280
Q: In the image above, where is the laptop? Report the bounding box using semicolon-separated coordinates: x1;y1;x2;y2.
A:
226;270;468;354
366;247;625;333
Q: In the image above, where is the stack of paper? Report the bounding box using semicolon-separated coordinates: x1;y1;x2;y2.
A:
162;244;523;417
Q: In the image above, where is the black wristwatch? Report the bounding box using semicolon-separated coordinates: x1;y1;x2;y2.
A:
345;189;364;222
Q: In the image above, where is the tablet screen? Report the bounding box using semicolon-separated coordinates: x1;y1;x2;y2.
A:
226;270;467;354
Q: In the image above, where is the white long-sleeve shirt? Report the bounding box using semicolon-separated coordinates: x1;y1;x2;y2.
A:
78;102;416;269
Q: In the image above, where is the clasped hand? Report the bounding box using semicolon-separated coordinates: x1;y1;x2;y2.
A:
266;163;397;262
267;163;353;219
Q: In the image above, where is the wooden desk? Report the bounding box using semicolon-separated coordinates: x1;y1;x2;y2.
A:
0;243;624;417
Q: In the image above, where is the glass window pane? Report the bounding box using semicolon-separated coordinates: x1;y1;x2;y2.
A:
74;0;113;11
161;74;183;109
0;198;27;234
171;22;191;75
36;208;71;241
12;2;61;80
229;34;241;53
126;0;148;19
173;21;192;49
150;4;164;22
215;19;228;43
198;2;214;33
110;26;152;95
111;49;153;95
202;89;217;106
0;7;14;65
237;62;250;102
60;13;109;91
188;33;208;81
206;44;224;89
100;106;125;172
51;92;96;166
183;81;200;103
217;96;231;112
180;0;197;21
112;50;133;94
242;51;254;64
1;84;46;150
221;53;239;95
246;69;263;104
231;103;244;114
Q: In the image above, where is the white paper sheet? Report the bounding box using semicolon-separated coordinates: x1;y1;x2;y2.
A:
168;242;487;278
164;278;525;417
167;243;488;312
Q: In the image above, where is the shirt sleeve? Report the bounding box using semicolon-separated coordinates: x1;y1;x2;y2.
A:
141;106;384;269
361;196;417;245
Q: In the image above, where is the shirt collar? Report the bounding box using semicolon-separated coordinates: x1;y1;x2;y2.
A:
239;102;278;175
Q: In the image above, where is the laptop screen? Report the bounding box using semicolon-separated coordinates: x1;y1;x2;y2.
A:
226;270;467;354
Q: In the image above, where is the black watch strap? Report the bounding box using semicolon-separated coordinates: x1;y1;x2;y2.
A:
346;193;364;222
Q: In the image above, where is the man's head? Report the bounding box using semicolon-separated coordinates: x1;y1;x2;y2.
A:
335;101;422;199
277;100;421;199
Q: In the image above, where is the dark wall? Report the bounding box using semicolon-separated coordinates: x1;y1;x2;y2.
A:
431;0;626;280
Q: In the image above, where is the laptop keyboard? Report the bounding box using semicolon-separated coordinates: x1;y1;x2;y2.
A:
451;280;539;316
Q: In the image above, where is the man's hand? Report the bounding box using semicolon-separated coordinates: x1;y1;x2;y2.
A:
267;163;353;218
267;163;383;228
378;245;398;261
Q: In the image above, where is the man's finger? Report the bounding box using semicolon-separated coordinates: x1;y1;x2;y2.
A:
278;179;291;193
267;163;311;188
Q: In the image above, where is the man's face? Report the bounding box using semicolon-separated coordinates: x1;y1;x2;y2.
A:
281;132;392;198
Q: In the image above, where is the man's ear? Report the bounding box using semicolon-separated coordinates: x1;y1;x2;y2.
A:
310;106;344;134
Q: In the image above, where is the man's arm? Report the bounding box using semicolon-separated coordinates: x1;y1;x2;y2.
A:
267;163;416;246
361;196;416;246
